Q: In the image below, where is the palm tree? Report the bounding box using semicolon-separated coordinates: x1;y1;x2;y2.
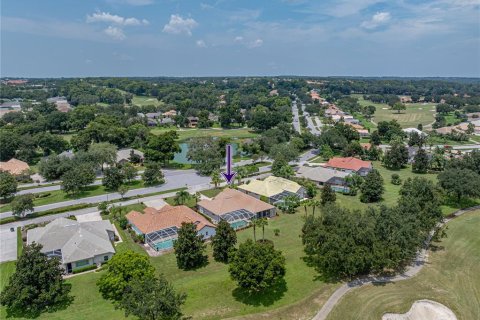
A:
194;192;201;205
236;166;248;186
256;218;268;241
311;199;321;217
301;199;312;217
211;169;221;188
174;190;190;205
251;218;257;242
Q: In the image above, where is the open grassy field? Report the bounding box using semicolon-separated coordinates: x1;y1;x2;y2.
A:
353;94;437;128
131;95;164;107
151;127;258;141
0;206;340;320
327;209;480;320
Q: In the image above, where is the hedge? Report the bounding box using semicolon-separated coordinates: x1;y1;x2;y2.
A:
72;264;97;274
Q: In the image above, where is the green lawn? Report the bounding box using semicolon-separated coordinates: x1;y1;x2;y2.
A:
353;95;437;128
150;127;258;141
131;95;164;107
0;180;146;213
327;209;480;320
199;188;223;198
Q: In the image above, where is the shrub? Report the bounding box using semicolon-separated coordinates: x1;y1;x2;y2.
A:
391;174;402;185
118;216;128;229
274;228;280;236
72;264;97;274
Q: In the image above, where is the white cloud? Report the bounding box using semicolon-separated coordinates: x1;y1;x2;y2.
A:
104;26;126;40
86;12;149;26
361;12;391;29
196;39;207;47
249;38;264;48
234;36;244;42
163;14;198;36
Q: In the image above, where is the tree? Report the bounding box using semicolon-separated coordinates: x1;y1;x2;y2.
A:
321;144;334;160
173;222;208;270
438;168;480;201
103;167;125;191
277;195;300;214
344;173;363;196
119;275;187;320
187;137;223;175
383;141;409;169
271;159;294;179
0;171;17;200
144;131;181;165
88;142;117;171
118;185;129;199
228;239;286;291
61;165;96;195
121;163;137;182
360;169;384;203
211;220;237;263
391;174;402;185
466;122;475;135
0;130;20;161
304;181;318;198
370;130;381;145
211;169;221;188
412;148;429;173
391;102;406;114
0;243;71;317
97;251;155;302
11;193;34;217
38;154;74;181
174;190;190;205
142;162;165;185
255;218;268;241
320;185;336;205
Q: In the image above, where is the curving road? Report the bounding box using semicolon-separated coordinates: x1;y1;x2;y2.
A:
312;205;480;320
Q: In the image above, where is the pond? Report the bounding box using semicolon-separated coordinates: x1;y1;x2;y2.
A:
173;142;239;164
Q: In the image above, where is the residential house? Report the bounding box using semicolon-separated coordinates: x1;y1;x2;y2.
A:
162;110;177;118
399;96;412;103
197;188;276;230
0;158;30;176
325;157;373;176
296;165;351;192
59;150;75;159
160;117;175;125
146;112;162;120
187;116;199;128
357;129;370;138
0;101;22;118
116;148;144;164
27;218;115;273
238;176;305;204
47;96;71;112
126;205;216;252
360;142;372;150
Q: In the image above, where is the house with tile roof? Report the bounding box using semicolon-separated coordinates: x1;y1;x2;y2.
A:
325;157;372;176
296;165;351;192
116;148;144;164
197;188;276;230
0;158;30;176
126;205;216;252
238;176;305;204
27;218;115;274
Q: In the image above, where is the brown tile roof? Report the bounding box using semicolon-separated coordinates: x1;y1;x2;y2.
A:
0;158;30;175
197;188;274;216
325;157;372;172
360;143;372;150
126;205;214;235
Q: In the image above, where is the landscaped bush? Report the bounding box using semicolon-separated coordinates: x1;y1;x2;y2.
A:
274;228;280;236
118;216;128;229
391;174;402;185
34;193;51;199
72;264;97;274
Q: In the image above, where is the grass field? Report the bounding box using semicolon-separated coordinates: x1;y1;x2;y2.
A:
353;95;437;128
151;127;258;141
327;209;480;320
131;95;164;107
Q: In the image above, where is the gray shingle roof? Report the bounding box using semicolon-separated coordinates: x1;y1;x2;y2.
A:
116;148;144;162
27;218;115;264
296;165;350;183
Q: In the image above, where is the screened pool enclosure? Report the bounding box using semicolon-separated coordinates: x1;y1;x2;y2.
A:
145;226;179;251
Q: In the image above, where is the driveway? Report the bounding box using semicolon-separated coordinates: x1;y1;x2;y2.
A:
0;228;17;262
75;212;102;223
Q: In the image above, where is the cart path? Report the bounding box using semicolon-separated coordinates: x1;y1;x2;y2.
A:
312;205;480;320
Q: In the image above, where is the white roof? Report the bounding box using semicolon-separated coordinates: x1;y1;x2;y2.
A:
403;128;428;136
296;165;350;183
27;218;115;264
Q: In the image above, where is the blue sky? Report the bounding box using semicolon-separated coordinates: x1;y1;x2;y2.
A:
1;0;479;77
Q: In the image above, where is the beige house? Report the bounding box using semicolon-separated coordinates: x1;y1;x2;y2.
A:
0;158;30;176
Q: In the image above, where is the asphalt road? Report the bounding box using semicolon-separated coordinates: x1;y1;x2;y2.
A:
301;103;322;135
291;100;302;134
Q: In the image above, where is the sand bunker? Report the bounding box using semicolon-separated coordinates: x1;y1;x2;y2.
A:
382;300;457;320
382;107;389;110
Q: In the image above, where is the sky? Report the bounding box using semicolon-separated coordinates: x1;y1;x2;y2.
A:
1;0;479;77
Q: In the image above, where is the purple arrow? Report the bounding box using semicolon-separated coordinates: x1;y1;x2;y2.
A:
221;144;237;184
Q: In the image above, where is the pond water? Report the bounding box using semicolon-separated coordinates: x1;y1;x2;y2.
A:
173;142;239;164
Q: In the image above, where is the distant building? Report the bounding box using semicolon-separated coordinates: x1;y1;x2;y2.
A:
59;150;75;159
146;112;162;119
126;205;216;252
325;157;372;176
162;110;177;118
238;176;305;204
403;128;427;136
187;116;199;128
27;218;116;274
0;158;30;176
160;117;175;125
47;97;71;112
197;188;276;230
116;148;144;164
296;165;351;192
